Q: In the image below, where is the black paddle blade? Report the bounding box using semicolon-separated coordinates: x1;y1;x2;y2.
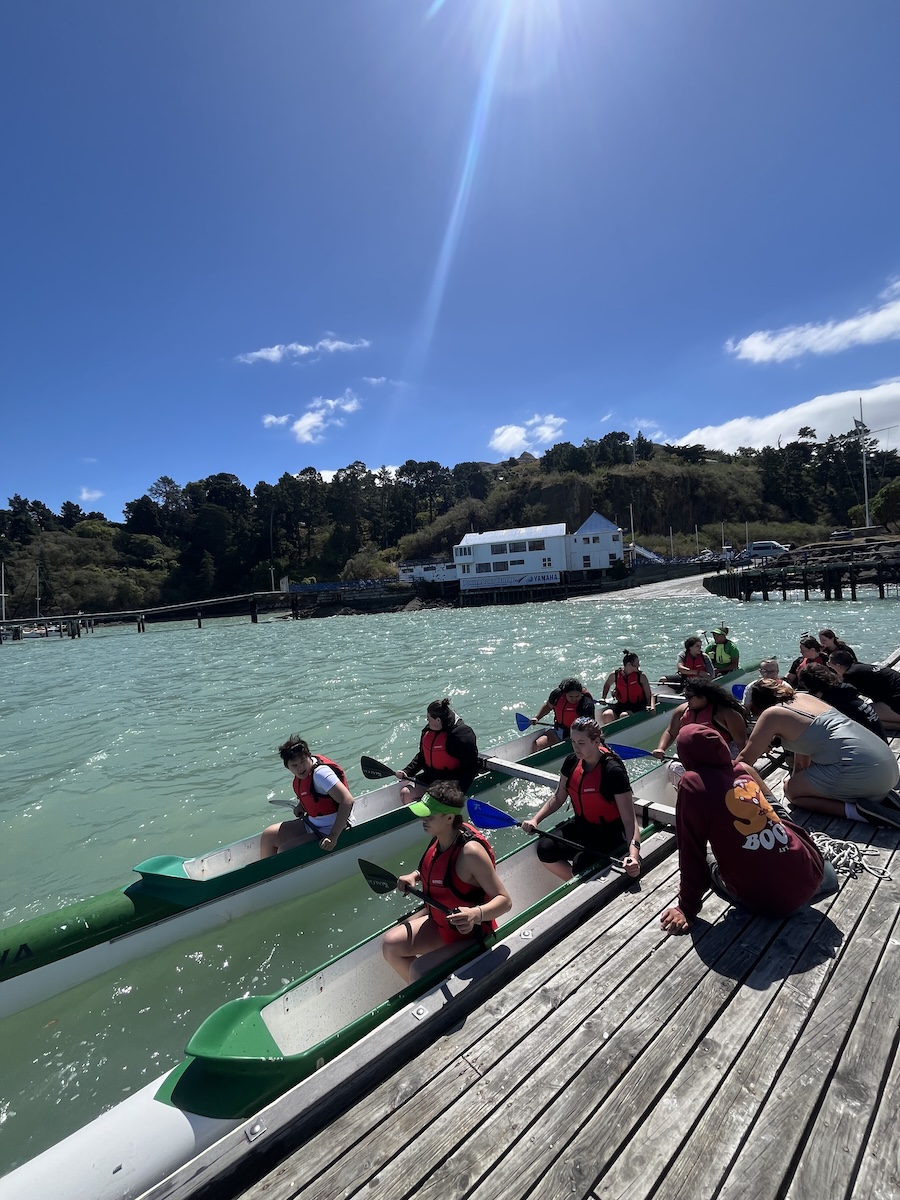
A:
358;858;399;894
360;755;395;780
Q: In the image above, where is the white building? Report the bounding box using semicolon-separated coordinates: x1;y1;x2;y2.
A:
453;512;623;591
397;561;459;584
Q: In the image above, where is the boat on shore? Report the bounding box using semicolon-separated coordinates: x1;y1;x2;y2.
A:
0;672;756;1022
0;747;683;1200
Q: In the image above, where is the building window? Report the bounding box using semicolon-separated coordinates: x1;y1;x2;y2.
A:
582;537;590;544
542;557;552;568
455;545;472;557
446;565;457;572
608;553;617;565
583;556;591;569
592;536;600;543
528;539;545;551
493;561;509;572
475;563;492;574
611;534;620;543
490;543;507;555
461;564;470;574
510;559;525;566
508;540;526;552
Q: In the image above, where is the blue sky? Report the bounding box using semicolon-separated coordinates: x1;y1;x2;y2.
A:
3;0;900;519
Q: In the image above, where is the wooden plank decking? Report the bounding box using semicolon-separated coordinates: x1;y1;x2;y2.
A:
226;752;900;1200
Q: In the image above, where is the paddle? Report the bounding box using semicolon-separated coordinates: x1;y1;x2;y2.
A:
360;755;398;780
357;858;456;915
268;798;296;809
515;713;555;733
466;799;626;871
605;741;674;761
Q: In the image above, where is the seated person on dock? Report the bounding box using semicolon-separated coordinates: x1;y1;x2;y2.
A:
382;781;511;983
828;653;900;733
704;627;739;677
817;629;858;663
796;663;887;742
659;726;837;935
261;736;354;857
396;698;480;804
600;651;654;725
521;717;642;881
527;677;596;751
785;635;828;686
739;680;900;828
653;679;749;762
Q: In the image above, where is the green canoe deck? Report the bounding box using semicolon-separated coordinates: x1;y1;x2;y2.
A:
142;735;900;1200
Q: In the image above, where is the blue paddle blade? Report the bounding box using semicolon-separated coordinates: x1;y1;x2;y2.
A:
515;712;531;732
466;798;520;830
732;683;747;701
606;742;654;760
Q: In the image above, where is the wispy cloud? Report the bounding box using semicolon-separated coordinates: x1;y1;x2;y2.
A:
677;379;900;452
237;336;370;365
81;456;98;464
489;414;566;456
726;281;900;363
291;389;361;444
80;487;103;502
262;413;290;427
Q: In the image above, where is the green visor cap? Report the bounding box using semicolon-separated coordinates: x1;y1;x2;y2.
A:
408;793;465;817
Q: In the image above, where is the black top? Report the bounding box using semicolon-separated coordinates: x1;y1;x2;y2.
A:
817;682;887;741
403;718;480;791
844;663;900;712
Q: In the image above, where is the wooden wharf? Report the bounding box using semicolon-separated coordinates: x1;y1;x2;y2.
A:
705;553;900;602
144;735;900;1200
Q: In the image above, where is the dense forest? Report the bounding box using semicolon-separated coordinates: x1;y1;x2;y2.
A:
3;427;900;616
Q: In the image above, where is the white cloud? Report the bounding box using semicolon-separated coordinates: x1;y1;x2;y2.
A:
600;411;613;423
677;379;900;452
82;456;98;464
290;389;361;444
320;469;338;483
489;413;566;455
236;336;370;365
80;487;103;502
364;376;387;386
726;282;900;363
262;413;290;427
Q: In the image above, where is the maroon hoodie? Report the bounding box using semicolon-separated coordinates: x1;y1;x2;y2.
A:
675;725;825;920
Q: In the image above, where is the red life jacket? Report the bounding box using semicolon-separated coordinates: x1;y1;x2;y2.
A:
292;754;348;818
552;691;593;732
615;669;645;707
565;750;621;824
683;652;705;675
420;729;461;774
418;824;497;943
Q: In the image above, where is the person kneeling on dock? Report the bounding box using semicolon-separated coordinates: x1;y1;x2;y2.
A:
261;736;355;857
660;726;837;935
382;781;511;983
522;717;642;881
739;680;900;828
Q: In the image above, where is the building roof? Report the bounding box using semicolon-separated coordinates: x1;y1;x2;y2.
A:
457;523;567;547
573;511;620;535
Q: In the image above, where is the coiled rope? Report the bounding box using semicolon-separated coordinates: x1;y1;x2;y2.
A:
808;831;892;880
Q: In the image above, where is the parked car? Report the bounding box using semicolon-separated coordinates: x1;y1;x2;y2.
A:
748;540;790;560
731;549;752;566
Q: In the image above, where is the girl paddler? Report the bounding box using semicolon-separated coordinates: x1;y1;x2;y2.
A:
260;735;354;857
522;717;642;881
382;781;511;983
396;698;479;804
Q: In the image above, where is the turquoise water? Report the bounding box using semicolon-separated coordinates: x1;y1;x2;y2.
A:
0;590;897;1171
